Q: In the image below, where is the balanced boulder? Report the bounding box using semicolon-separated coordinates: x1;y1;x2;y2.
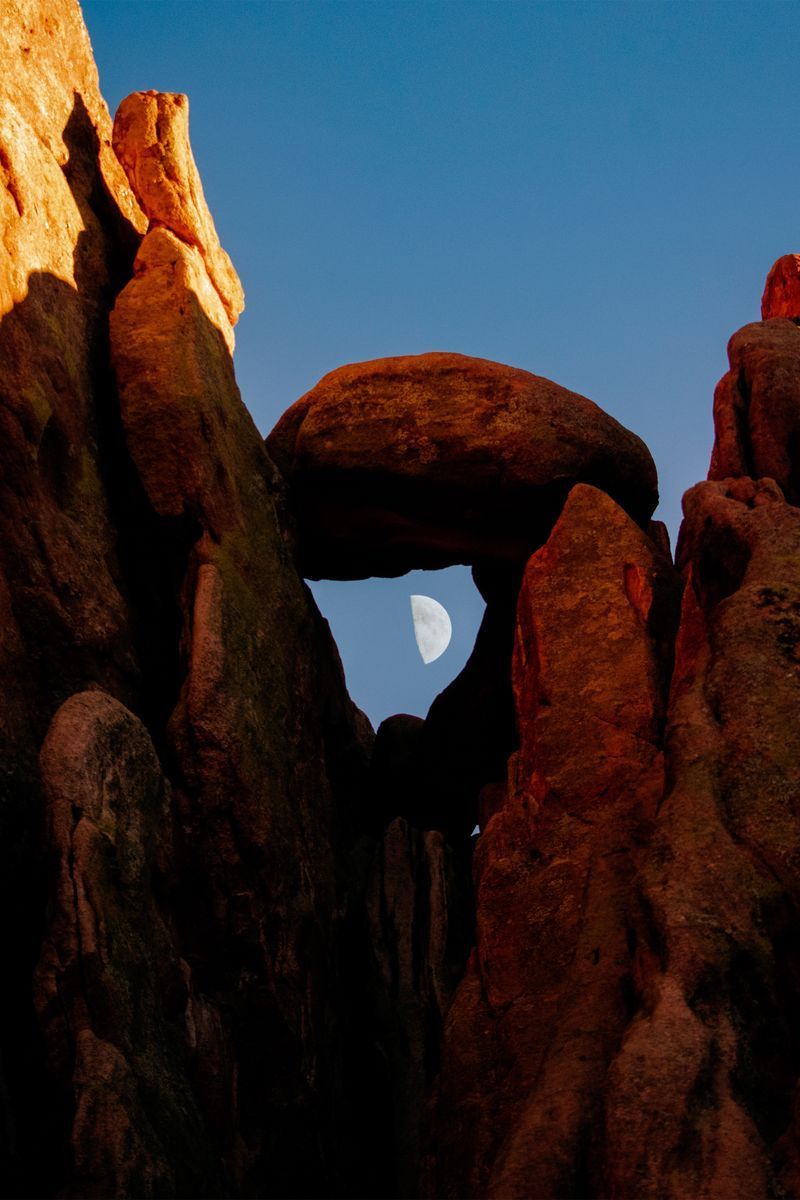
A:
266;351;658;579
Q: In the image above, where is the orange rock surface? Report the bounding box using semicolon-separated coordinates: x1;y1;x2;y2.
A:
6;2;800;1197
425;484;680;1198
762;253;800;320
113;90;243;333
710;318;800;502
109;111;381;1196
0;10;146;1187
0;4;380;1196
267;351;659;578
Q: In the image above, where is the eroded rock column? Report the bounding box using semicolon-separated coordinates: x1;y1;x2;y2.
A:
106;91;379;1197
602;488;800;1199
425;484;680;1199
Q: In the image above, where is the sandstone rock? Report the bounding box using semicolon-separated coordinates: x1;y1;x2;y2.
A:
0;5;391;1193
762;253;800;320
648;517;672;560
0;0;144;323
266;352;659;579
11;4;800;1198
426;484;680;1199
709;318;800;502
0;3;149;1190
110;175;382;1196
603;477;800;1199
33;690;224;1199
113;90;244;331
111;228;253;518
366;579;518;1197
0;0;146;724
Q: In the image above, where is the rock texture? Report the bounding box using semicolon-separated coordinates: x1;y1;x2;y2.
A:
424;296;800;1199
0;0;144;736
425;485;681;1198
0;3;146;1191
0;3;381;1198
108;76;381;1200
34;691;224;1200
366;819;472;1200
710;318;800;503
603;475;800;1199
6;2;800;1199
762;253;800;321
112;91;243;338
266;352;659;578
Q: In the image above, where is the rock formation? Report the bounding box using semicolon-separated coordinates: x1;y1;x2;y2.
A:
112;91;244;342
108;91;381;1200
266;351;658;579
424;484;681;1199
0;5;380;1197
4;3;800;1199
602;474;800;1199
34;691;225;1200
710;318;800;503
422;296;800;1196
762;253;800;321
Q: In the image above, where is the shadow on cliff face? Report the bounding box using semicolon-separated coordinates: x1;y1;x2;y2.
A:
0;90;476;1200
0;92;189;740
104;276;395;1197
3;90;399;1200
62;92;196;746
0;93;202;1199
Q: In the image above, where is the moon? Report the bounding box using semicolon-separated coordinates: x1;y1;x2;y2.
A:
410;594;452;664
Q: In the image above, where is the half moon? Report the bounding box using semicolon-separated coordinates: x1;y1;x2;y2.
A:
410;594;452;664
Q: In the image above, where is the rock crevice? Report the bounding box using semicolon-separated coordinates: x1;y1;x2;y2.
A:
3;5;800;1199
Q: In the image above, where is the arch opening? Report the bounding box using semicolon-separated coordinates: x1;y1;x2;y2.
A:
308;564;486;729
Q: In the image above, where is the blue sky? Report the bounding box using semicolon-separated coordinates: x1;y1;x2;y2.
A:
83;1;800;726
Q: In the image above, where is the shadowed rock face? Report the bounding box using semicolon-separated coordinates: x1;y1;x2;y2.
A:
266;351;659;579
34;691;226;1200
423;311;800;1198
7;3;800;1199
365;818;473;1199
0;3;382;1197
0;4;148;1192
108;195;381;1198
602;475;800;1199
424;485;681;1199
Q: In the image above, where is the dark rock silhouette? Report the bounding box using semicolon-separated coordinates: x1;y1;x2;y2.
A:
4;3;800;1199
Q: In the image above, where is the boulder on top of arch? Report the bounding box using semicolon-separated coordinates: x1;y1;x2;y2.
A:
266;351;659;580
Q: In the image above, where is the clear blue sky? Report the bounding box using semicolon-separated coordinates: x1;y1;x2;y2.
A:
83;1;800;727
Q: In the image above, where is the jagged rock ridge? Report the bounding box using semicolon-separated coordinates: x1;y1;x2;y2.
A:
3;3;800;1199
